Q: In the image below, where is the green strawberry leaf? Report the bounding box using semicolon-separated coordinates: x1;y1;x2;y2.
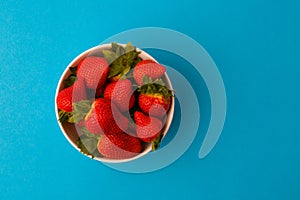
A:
64;75;77;87
152;133;163;151
102;49;118;64
118;66;131;79
125;42;135;53
103;42;141;79
69;66;77;75
116;44;125;57
68;114;74;123
133;56;142;67
64;66;78;87
111;42;119;52
153;78;165;86
77;136;100;158
91;150;102;158
72;100;92;123
58;110;74;123
142;76;151;85
139;77;173;101
81;126;101;140
108;64;123;78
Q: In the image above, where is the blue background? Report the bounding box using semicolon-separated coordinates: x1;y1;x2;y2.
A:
1;0;299;199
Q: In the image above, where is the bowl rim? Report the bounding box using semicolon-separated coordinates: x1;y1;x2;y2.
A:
54;43;175;163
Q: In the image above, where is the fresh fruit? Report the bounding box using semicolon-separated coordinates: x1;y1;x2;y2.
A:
134;111;163;142
104;79;135;112
135;59;155;66
56;78;87;112
97;132;142;159
84;107;103;134
129;94;136;110
84;98;128;135
138;78;172;117
138;93;171;117
133;60;166;85
77;56;109;89
95;84;106;98
57;42;175;161
57;86;73;112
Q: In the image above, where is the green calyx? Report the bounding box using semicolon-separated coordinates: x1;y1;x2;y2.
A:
152;133;163;151
138;76;173;100
59;67;79;123
58;110;74;123
102;42;141;79
64;66;78;87
77;127;102;158
72;100;92;123
58;100;91;124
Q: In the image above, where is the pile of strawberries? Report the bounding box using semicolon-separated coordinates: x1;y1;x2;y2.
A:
56;43;173;160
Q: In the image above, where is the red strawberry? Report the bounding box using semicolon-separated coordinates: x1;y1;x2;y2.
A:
135;59;155;66
97;132;142;159
84;108;103;134
95;84;106;98
138;93;171;118
84;98;128;135
77;56;109;89
56;79;87;112
72;78;87;101
104;79;135;112
133;60;165;85
57;87;73;112
137;78;172;118
134;111;163;142
129;94;136;110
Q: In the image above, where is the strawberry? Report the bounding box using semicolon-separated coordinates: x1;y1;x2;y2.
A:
56;78;87;112
84;98;128;135
77;56;109;89
57;86;73;112
133;60;165;85
97;132;142;159
134;111;163;142
138;93;171;118
129;94;136;110
72;78;87;102
84;108;103;134
135;59;155;66
95;84;106;98
138;78;172;118
104;79;135;112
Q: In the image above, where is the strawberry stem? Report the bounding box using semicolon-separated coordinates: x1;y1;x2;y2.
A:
151;133;163;151
58;110;74;123
64;66;78;87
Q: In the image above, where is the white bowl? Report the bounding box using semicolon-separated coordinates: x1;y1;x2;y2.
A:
55;43;175;163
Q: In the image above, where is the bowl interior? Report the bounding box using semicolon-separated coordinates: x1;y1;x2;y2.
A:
55;43;175;163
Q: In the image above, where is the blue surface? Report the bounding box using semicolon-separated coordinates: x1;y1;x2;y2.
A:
1;0;300;199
